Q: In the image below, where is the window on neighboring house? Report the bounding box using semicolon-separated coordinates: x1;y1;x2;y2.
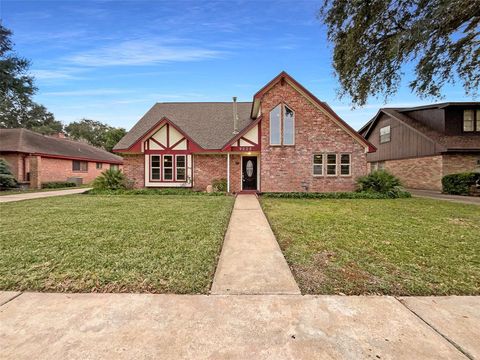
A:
110;164;119;171
326;154;337;175
379;126;391;143
72;160;88;172
96;162;102;169
313;154;323;175
176;155;186;181
269;104;295;145
371;162;378;172
163;155;173;180
151;155;161;180
340;154;351;176
463;109;480;132
378;161;385;170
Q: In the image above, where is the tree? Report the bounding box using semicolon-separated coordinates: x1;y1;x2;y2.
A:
0;24;63;134
319;0;480;106
65;118;126;152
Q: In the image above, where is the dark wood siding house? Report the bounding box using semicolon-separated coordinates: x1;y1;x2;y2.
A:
359;103;480;190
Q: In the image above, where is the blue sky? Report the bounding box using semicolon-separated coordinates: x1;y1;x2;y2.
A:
1;0;474;131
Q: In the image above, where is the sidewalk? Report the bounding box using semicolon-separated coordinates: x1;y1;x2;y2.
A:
1;292;477;359
409;189;480;205
211;194;300;295
0;188;91;203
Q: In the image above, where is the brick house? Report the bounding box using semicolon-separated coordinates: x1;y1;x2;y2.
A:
113;72;375;193
359;103;480;191
0;128;123;188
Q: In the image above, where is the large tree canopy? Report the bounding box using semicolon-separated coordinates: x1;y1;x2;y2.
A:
65;119;126;152
319;0;480;106
0;24;63;134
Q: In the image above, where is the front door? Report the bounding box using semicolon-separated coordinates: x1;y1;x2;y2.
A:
242;156;257;190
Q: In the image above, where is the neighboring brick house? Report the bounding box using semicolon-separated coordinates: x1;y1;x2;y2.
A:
0;128;123;188
113;72;374;193
359;103;480;191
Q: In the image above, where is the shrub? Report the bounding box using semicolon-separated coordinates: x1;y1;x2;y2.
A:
442;172;480;195
261;191;410;199
212;178;227;192
355;170;410;198
92;169;128;190
42;181;77;189
0;159;17;189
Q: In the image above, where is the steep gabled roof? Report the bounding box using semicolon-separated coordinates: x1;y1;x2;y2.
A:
113;102;253;151
0;128;123;163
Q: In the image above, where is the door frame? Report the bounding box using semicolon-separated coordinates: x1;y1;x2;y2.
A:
240;155;260;191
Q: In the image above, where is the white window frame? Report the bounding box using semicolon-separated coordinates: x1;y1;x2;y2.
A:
269;103;295;146
326;153;337;176
379;125;391;143
313;154;323;176
340;153;351;176
150;155;161;180
163;155;173;181
175;155;186;181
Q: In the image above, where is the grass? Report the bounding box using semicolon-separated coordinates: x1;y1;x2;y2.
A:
0;184;89;196
0;195;234;293
261;197;480;296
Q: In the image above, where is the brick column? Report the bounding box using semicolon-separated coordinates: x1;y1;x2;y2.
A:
29;155;42;189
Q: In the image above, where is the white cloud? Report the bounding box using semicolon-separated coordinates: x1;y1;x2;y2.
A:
30;68;83;80
42;89;132;97
67;39;223;67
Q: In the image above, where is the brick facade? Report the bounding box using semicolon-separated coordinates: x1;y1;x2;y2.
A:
381;155;443;191
259;80;368;192
193;154;227;191
1;152;121;188
122;154;145;188
442;154;480;176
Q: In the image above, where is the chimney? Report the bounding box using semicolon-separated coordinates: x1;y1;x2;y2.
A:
232;96;239;134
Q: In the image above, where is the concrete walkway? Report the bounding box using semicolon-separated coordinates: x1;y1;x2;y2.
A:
211;195;300;295
1;292;478;359
409;189;480;205
0;188;91;203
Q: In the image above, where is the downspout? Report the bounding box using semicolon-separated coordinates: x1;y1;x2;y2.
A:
227;153;230;193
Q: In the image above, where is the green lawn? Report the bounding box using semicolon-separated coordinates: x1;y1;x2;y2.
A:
0;195;234;293
261;198;480;296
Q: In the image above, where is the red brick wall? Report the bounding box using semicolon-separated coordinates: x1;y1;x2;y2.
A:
0;153;24;181
122;154;145;188
259;81;368;192
442;154;480;176
229;154;242;193
39;157;119;185
382;155;443;190
193;154;227;191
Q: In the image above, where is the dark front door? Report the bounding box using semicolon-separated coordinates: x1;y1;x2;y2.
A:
242;156;258;190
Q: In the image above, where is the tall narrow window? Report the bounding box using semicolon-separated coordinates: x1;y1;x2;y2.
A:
269;105;281;145
151;155;161;180
379;126;391;143
283;105;295;145
340;154;351;176
163;155;173;180
463;110;474;132
176;155;186;181
326;154;337;175
313;154;323;175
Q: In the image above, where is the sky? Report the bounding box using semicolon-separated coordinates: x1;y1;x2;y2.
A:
1;0;475;131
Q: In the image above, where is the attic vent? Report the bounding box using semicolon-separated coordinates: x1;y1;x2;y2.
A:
232;96;239;135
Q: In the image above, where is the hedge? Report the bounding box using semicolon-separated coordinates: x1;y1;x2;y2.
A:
442;172;480;195
261;191;411;199
42;181;77;189
86;188;226;196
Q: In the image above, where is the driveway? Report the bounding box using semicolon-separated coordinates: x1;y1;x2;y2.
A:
0;188;91;203
1;292;478;359
409;189;480;205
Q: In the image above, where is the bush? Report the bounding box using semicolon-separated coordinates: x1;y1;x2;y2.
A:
0;159;17;189
86;188;225;196
261;191;410;199
92;169;128;190
42;181;77;189
356;170;410;198
442;172;480;195
212;178;227;192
